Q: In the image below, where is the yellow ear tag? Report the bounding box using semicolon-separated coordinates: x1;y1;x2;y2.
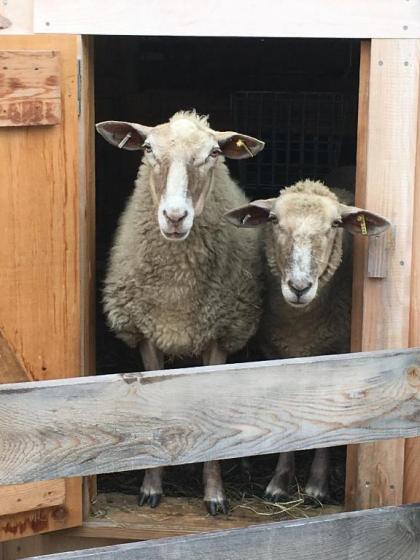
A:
236;138;254;158
357;214;368;235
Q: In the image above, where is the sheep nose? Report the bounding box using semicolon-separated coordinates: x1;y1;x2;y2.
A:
163;209;188;224
287;280;313;297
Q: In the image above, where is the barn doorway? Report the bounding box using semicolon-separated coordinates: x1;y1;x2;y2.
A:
94;35;360;517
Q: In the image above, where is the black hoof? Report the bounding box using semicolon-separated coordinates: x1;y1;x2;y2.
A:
264;491;291;503
138;492;162;508
205;499;229;516
303;494;324;507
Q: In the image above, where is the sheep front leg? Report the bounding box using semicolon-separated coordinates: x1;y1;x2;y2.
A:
202;342;228;515
264;452;295;501
138;339;165;508
305;447;330;503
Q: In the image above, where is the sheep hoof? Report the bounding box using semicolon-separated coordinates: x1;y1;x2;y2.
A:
304;482;329;506
263;489;291;503
205;499;229;516
138;491;162;508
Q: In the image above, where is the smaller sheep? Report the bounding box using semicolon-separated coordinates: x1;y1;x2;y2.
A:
225;179;390;502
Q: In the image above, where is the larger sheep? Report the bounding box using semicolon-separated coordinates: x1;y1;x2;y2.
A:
96;111;265;515
225;179;390;502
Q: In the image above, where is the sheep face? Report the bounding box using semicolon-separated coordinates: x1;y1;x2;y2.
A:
225;181;391;307
96;112;264;241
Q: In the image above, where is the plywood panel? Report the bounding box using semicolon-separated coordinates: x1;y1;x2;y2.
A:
0;34;84;539
21;504;420;560
346;40;420;510
0;50;60;126
0;349;419;485
33;0;420;38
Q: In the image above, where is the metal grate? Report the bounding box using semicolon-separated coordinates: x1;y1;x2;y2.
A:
230;91;349;198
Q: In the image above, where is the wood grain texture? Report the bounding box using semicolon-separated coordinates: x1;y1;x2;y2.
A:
0;479;81;543
0;50;60;126
70;494;341;542
0;349;420;485
404;38;420;504
0;481;65;517
34;0;420;38
346;39;420;511
22;504;420;560
0;34;83;539
0;331;31;384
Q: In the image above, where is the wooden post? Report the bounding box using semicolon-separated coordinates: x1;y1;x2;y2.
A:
403;47;420;505
346;39;420;510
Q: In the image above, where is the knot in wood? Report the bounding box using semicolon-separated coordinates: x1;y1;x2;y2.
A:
406;366;420;388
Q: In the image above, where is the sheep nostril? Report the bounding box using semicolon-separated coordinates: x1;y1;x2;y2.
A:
164;209;188;224
288;281;313;297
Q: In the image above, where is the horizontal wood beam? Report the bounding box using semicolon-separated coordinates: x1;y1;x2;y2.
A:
1;348;420;485
22;504;420;560
33;0;420;38
0;480;65;517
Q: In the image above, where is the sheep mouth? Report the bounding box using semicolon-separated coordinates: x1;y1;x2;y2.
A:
161;230;190;241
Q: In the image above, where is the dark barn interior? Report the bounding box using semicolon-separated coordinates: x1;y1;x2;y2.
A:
94;36;360;506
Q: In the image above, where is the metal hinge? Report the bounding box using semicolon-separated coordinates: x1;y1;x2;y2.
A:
77;58;82;116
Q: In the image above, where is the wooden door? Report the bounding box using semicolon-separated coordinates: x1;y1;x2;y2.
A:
0;34;93;541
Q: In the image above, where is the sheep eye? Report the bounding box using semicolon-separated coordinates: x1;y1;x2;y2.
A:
143;143;153;154
331;219;341;228
209;147;221;158
269;213;278;224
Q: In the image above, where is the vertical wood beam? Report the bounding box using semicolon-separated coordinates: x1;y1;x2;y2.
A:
403;45;420;505
346;39;420;510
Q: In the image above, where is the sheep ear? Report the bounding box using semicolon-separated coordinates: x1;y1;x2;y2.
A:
213;131;265;160
339;204;391;236
96;121;152;151
224;199;276;227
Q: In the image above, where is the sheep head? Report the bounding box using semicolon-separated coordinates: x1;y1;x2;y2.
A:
225;180;391;307
96;111;264;241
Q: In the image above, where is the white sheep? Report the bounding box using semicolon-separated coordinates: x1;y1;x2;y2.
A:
225;179;390;502
96;111;265;515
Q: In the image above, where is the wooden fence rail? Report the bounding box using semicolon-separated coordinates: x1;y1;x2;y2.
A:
23;504;420;560
0;348;420;486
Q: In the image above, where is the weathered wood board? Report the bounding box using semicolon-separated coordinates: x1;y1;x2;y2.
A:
22;504;420;560
0;50;60;126
0;348;420;485
33;0;420;38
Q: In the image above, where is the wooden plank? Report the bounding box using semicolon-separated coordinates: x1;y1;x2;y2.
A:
0;479;81;543
404;37;420;504
0;304;71;524
2;534;128;560
0;331;32;384
77;34;96;522
0;348;420;485
0;0;33;36
0;481;65;517
22;504;420;560
0;34;83;540
346;39;420;511
69;494;342;542
0;50;60;127
33;0;420;38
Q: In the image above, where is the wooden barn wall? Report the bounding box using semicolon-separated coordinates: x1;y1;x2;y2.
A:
0;34;84;539
347;39;420;510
